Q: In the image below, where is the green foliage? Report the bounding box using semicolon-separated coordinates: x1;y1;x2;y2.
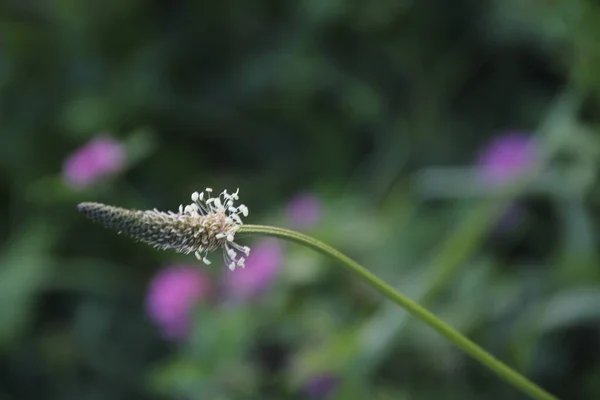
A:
1;0;600;399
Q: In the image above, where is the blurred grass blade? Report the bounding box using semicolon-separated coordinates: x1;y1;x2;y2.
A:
0;220;58;347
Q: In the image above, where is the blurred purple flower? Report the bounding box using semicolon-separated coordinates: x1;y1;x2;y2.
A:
62;136;126;189
146;265;211;340
286;192;323;229
224;239;283;300
477;132;539;186
304;373;338;398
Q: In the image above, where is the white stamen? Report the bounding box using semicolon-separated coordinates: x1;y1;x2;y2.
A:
176;188;250;271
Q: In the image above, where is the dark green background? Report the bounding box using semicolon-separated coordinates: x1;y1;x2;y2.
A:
1;1;600;399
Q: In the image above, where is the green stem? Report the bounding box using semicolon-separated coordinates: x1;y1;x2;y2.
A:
359;200;510;373
237;224;558;400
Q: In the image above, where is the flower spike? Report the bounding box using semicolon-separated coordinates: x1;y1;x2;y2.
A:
77;188;250;270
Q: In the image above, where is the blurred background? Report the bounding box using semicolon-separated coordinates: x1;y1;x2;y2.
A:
1;0;600;399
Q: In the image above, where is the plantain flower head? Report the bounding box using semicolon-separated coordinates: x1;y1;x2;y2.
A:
77;188;250;270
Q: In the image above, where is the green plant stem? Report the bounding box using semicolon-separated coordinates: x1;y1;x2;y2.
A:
359;200;510;372
237;224;558;400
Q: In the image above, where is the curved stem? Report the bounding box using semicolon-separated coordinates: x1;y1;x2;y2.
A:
359;200;509;373
237;224;558;400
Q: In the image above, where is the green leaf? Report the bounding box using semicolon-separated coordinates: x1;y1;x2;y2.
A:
538;288;600;332
290;329;358;386
0;220;57;347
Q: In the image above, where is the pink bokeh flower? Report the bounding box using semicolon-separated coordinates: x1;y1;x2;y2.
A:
146;265;211;340
62;136;126;189
477;132;539;186
478;133;539;235
286;192;323;229
224;239;283;300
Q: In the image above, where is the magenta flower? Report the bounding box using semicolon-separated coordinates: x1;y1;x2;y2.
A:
146;265;211;340
224;239;283;300
477;132;539;186
286;192;323;229
62;136;126;189
304;373;338;398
